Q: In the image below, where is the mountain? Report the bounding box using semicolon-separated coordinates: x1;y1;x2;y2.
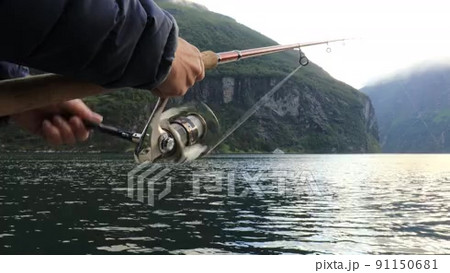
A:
0;0;380;154
362;62;450;153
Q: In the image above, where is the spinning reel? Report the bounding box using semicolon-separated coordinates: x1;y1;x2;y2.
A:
133;98;220;163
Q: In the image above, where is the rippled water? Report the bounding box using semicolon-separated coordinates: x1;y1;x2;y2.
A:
0;154;449;254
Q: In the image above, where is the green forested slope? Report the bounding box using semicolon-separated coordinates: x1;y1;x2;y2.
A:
0;0;379;153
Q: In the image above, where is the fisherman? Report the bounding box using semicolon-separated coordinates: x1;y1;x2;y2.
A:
0;0;205;146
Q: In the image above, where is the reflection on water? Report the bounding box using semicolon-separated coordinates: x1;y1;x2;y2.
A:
0;154;449;254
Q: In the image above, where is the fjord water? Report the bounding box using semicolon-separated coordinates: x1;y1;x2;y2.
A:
0;154;448;254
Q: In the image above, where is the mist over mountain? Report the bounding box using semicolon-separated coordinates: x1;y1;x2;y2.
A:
362;62;450;153
0;0;379;154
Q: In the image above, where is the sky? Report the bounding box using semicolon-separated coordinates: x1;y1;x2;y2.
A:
188;0;450;89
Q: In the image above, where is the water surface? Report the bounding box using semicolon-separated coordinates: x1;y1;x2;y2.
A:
0;154;448;254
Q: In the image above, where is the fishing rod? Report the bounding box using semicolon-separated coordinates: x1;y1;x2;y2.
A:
0;38;346;117
204;38;345;67
0;38;348;163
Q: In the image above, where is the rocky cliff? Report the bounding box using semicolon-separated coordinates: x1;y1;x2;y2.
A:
182;73;379;153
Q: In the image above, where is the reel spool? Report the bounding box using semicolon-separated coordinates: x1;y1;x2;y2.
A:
134;98;220;164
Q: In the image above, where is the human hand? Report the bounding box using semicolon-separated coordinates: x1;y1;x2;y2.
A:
10;99;103;146
153;38;205;98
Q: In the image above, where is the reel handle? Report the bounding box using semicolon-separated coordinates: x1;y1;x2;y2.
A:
57;113;143;144
0;51;219;117
83;120;142;144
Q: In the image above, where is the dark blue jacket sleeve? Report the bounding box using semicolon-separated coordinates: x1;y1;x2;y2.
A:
0;0;178;90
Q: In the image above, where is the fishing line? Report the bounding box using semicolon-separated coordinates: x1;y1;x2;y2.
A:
207;64;303;154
